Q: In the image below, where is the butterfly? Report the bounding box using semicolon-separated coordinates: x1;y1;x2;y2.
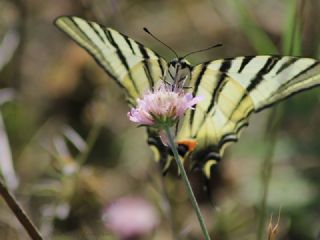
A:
55;16;320;178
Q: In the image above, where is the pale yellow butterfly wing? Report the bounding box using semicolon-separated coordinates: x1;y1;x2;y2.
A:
55;16;167;105
178;56;320;177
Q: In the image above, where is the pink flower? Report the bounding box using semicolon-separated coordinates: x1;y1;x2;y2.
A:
102;197;159;239
128;83;202;127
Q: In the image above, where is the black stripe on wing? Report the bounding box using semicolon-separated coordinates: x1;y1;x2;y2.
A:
271;60;319;97
57;17;130;96
226;57;279;121
116;30;166;90
206;59;233;113
217;120;249;148
246;56;279;92
256;60;320;112
256;81;320;112
121;33;136;54
157;58;165;77
206;56;276;122
104;29;141;95
189;63;208;127
285;61;319;84
275;57;299;74
137;43;155;89
238;56;254;73
188;59;232;138
87;21;106;45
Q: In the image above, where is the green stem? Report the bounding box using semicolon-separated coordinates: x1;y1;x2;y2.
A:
158;171;180;240
77;123;102;165
256;132;277;240
0;180;43;240
257;107;282;240
164;127;211;240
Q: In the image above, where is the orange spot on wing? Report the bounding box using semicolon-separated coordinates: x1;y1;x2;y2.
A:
177;139;197;152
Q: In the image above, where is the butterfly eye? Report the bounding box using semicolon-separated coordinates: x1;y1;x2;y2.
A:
180;61;191;70
170;60;177;67
178;59;191;69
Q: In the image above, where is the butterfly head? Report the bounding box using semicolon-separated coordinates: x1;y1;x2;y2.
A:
167;58;192;88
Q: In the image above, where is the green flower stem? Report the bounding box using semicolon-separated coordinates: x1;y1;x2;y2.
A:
77;123;102;165
257;107;282;240
165;127;211;240
0;179;43;240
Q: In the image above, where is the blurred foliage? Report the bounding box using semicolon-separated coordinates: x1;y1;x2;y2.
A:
0;0;319;239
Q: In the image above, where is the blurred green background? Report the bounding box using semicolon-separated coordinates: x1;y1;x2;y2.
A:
0;0;319;239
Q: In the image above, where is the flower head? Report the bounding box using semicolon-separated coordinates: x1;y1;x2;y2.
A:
128;83;202;128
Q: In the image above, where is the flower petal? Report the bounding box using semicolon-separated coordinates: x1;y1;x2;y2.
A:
127;82;203;128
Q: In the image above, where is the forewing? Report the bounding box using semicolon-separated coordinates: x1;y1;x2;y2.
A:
54;16;167;105
178;56;320;177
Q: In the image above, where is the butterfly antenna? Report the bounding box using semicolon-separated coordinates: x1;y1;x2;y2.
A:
143;27;179;59
182;43;223;59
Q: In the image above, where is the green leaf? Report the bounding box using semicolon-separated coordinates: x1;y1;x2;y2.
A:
282;0;302;55
228;0;278;54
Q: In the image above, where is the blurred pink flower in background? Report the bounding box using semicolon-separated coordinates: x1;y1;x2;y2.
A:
102;196;159;239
